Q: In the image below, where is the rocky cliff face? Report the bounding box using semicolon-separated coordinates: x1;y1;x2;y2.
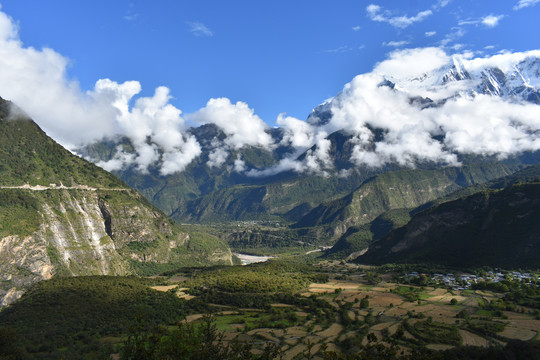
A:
0;188;233;306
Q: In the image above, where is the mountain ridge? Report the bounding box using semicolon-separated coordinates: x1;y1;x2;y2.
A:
0;97;233;307
358;182;540;268
72;51;540;252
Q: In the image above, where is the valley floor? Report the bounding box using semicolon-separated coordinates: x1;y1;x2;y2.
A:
152;261;540;359
1;260;539;359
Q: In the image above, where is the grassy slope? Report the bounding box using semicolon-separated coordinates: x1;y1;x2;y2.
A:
0;99;124;188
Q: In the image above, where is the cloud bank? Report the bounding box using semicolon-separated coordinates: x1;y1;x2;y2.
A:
251;47;540;176
0;7;202;175
313;48;540;169
0;6;539;178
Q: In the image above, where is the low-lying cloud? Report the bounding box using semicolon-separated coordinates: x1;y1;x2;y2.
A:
316;47;540;168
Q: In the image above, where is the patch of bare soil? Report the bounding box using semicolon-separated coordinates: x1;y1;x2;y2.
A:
429;294;467;303
283;344;307;360
150;285;177;292
316;324;343;340
370;322;394;331
426;344;455;350
500;326;537;341
459;330;490;347
168;275;188;282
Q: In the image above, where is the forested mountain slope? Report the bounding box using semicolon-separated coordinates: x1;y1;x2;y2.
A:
358;182;540;268
0;98;232;307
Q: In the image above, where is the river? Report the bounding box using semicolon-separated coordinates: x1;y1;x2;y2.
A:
233;253;273;265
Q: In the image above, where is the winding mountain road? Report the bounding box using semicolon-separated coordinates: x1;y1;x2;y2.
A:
0;184;130;191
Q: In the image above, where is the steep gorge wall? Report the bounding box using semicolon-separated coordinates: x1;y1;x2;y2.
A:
0;188;232;306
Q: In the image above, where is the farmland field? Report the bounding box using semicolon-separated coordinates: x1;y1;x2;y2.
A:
166;261;540;359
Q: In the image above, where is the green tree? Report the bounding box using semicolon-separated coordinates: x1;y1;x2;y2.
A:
121;315;280;360
360;296;370;309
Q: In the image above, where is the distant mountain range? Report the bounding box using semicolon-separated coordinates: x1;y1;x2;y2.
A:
308;51;540;128
79;51;540;251
0;50;539;307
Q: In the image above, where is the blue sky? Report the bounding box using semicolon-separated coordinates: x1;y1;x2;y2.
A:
2;0;539;125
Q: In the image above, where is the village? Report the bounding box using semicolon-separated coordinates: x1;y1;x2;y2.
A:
404;270;540;290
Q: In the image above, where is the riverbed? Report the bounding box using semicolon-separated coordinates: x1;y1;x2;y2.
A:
233;253;273;265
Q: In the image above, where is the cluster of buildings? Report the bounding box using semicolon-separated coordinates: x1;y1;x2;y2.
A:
405;271;539;290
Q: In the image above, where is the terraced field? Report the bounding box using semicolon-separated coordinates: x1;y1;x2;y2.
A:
154;261;540;358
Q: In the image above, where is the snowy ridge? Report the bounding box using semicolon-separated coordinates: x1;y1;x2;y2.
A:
388;52;540;104
309;52;540;128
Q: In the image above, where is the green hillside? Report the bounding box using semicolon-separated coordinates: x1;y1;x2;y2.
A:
295;164;520;237
326;208;413;259
80;127;377;223
359;182;540;268
0;276;187;358
325;164;540;260
0;98;124;188
0;98;232;307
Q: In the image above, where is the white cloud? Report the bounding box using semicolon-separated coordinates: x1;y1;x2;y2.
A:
187;22;213;37
96;147;136;172
91;80;202;175
382;40;410;47
312;48;540;169
0;13;118;148
323;45;352;54
458;15;504;28
463;49;540;73
123;3;139;21
432;96;540;157
189;97;273;150
233;156;247;173
434;0;451;9
481;14;504;28
0;9;201;175
374;47;449;80
123;14;139;21
277;113;316;149
302;132;333;175
425;31;437;37
207;145;228;168
441;27;466;47
366;4;432;29
457;19;477;26
247;157;305;177
514;0;540;10
160;135;201;175
248;130;335;177
352;26;361;31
